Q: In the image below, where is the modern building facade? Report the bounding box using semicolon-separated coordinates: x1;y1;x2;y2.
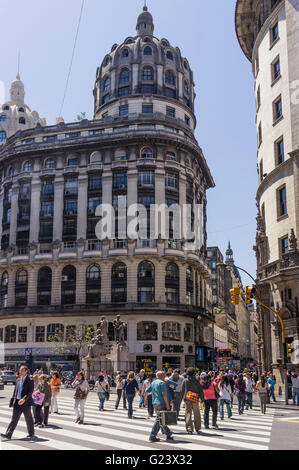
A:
235;0;299;374
0;6;215;372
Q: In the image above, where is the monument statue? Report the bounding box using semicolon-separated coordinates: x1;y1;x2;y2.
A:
85;316;109;359
113;314;126;345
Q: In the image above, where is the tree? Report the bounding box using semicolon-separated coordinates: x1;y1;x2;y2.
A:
48;325;95;373
76;112;87;121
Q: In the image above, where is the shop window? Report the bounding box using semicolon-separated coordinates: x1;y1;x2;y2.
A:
184;324;193;342
5;325;17;343
162;322;181;341
18;327;27;343
35;326;45;343
47;324;64;342
137;322;158;341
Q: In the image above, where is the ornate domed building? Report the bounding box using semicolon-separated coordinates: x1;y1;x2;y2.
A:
0;6;215;372
0;75;46;144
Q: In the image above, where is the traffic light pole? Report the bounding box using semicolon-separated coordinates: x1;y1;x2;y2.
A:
253;296;289;405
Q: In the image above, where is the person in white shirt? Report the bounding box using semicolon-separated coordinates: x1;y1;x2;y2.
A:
245;373;255;410
170;369;185;419
218;375;232;420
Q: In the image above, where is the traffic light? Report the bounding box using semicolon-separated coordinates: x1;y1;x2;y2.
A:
244;286;256;305
87;359;92;367
287;343;292;360
230;287;240;305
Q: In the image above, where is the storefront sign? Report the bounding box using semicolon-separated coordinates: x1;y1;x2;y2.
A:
197;347;204;362
160;344;184;353
203;327;211;343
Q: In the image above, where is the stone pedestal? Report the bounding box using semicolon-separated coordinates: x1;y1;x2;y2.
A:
81;356;112;380
107;343;131;373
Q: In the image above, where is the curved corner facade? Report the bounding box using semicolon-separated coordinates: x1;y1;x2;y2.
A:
0;7;215;372
235;0;299;369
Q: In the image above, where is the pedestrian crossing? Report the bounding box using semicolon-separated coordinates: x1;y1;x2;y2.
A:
0;392;278;451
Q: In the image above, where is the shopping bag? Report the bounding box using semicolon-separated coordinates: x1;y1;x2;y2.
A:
32;391;45;406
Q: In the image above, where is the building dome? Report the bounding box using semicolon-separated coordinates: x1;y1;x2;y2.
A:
93;6;195;129
0;75;46;145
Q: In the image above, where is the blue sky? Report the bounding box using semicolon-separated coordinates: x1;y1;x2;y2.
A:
1;0;258;286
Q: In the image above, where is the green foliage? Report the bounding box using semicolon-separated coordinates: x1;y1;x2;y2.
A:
76;112;87;121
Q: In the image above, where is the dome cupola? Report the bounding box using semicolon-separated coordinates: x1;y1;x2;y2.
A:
136;5;154;37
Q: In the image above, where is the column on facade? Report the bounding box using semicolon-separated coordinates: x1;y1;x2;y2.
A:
179;263;186;305
127;167;138;240
76;263;86;304
29;176;41;243
7;269;16;307
132;64;139;94
110;68;116;99
77;174;88;240
154;163;165;238
53;175;64;241
178;70;184;100
157;64;163;92
192;268;197;306
9;183;19;246
0;187;4;250
127;260;138;303
179;171;186;240
155;259;165;304
27;266;38;306
51;265;62;305
101;261;111;303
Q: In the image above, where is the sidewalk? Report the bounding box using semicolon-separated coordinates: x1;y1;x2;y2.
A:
267;396;299;411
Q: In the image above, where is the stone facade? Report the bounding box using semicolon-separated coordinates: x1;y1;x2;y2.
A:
0;6;215;372
235;0;299;374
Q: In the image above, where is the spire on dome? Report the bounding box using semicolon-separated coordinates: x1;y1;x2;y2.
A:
136;3;154;37
9;74;25;105
225;241;234;265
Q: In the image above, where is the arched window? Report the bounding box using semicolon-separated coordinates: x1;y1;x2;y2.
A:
137;322;158;341
8;167;14;176
0;131;7;142
138;261;155;303
19;117;26;125
111;263;127;303
23;161;32;172
121;48;129;58
5;325;17;343
47;324;64;342
44;158;55;169
0;271;8;308
166;51;173;60
144;46;152;56
90;151;102;163
37;267;52;305
0;115;7;122
15;269;28;306
165;70;175;86
142;66;154;81
86;264;101;304
165;263;179;304
61;265;76;305
18;107;25;112
104;56;110;67
140;147;153;159
119;68;130;84
166;151;177;162
162;322;181;341
103;76;110;92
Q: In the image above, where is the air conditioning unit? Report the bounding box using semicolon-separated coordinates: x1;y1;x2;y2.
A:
61;275;68;282
119;184;126;189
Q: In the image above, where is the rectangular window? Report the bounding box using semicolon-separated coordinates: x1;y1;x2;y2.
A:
113;173;127;189
119;105;128;116
278;186;287;217
258;122;262;146
35;326;45;343
275;137;284;165
281;236;288;255
141;85;155;94
165;172;179;189
185;115;190;126
64;199;78;215
273;96;282;121
166;107;175;117
271;21;279;44
272;57;281;82
118;87;130;97
65;178;78;195
142;104;153;114
138;171;155;186
18;327;27;343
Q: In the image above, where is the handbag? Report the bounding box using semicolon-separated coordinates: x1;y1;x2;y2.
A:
159;410;177;426
32;391;45;406
74;388;87;400
186;391;199;403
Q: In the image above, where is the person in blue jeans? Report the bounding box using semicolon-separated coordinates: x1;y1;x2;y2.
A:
291;374;299;405
95;375;107;411
145;371;175;443
267;373;276;402
122;371;139;419
218;375;232;420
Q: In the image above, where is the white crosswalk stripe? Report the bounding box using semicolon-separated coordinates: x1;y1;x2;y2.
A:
0;393;276;451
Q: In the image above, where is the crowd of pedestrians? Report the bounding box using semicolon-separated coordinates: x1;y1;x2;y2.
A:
0;364;298;442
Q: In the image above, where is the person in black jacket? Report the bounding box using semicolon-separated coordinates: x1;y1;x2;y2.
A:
181;368;204;434
1;365;36;441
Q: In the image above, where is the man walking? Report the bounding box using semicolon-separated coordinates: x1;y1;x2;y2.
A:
1;365;36;441
145;371;175;443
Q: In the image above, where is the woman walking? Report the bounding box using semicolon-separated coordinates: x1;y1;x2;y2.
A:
95;374;107;411
181;367;204;434
72;371;89;424
142;373;155;418
255;375;270;414
202;374;219;430
218;375;232;420
50;372;61;414
122;371;139;419
235;374;246;415
115;373;127;410
36;375;52;428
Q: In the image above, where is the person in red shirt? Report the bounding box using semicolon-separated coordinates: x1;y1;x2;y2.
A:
202;373;219;429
